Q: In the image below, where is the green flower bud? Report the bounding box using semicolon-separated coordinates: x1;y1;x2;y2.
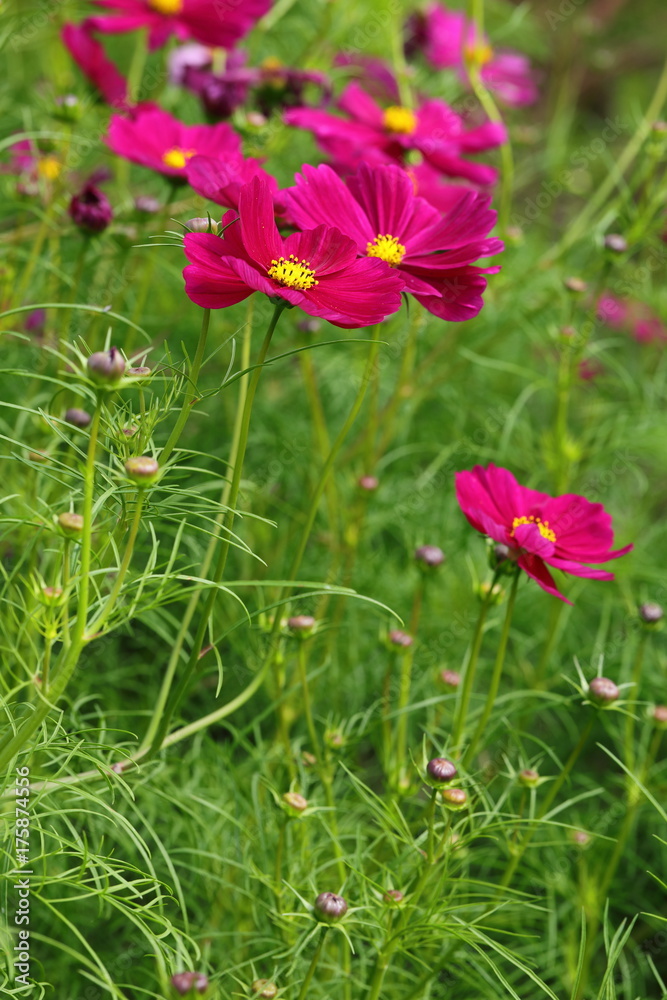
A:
441;787;467;811
57;512;84;537
87;347;126;385
518;768;540;788
588;676;619;706
125;456;160;486
251;980;277;999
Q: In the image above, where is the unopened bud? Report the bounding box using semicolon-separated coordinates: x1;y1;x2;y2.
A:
125;456;160;486
135;195;162;215
187;217;219;234
302;751;317;767
382;889;404;906
639;601;663;625
87;347;126;385
41;586;63;604
603;233;627;253
324;729;344;750
564;276;587;293
282;791;308;815
65;407;91;429
127;366;152;378
571;829;591;847
441;787;467;811
588;676;619;705
652;705;667;728
287;614;316;636
358;475;379;491
439;669;460;689
251;980;277;999
170;972;209;995
314;891;348;923
415;544;445;568
388;629;413;648
425;757;458;787
58;512;84;536
518;768;539;788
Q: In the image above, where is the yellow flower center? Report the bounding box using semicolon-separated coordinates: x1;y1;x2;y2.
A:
268;255;318;290
38;156;61;180
366;234;406;266
383;105;417;135
511;515;557;543
162;147;196;169
261;56;284;71
148;0;183;14
464;40;494;68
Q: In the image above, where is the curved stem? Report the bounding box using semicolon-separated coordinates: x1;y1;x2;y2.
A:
451;574;499;754
85;492;145;639
463;571;519;767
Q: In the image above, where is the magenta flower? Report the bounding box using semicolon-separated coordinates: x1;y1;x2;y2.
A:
69;182;114;233
85;0;271;52
183;176;404;328
597;293;666;344
416;3;539;107
62;23;129;107
455;464;633;603
284;162;503;321
284;83;506;186
106;106;241;178
186;154;284;213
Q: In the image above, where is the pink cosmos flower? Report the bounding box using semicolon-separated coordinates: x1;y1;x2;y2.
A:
597;293;666;344
455;463;632;603
283;162;503;321
62;23;129;107
415;3;538;107
284;83;506;186
85;0;271;52
106;106;241;178
183;176;404;327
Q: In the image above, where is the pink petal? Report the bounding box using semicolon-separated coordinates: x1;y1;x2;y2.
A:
238;176;283;268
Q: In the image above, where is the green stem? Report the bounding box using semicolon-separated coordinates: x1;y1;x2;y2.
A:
0;399;102;768
451;575;499;753
500;714;594;888
297;641;321;759
140;300;254;753
624;632;647;773
85;492;146;638
463;572;519;767
160;308;211;466
147;303;284;756
297;928;328;1000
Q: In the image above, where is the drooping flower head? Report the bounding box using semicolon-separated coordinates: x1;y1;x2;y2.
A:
106;106;241;178
284;83;506;186
85;0;271;51
183;176;404;328
69;182;114;233
411;3;539;107
284;162;503;321
455;463;633;603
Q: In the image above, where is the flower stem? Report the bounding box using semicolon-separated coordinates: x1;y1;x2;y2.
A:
623;631;647;773
85;491;146;638
146;303;284;757
297;928;328;1000
463;571;519;767
160;307;211;466
451;575;499;754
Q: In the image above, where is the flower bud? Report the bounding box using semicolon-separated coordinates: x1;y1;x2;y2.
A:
414;545;445;568
69;183;113;234
382;889;404;906
588;676;619;706
441;787;467;811
324;729;344;750
53;94;82;122
171;971;208;995
358;475;379;491
652;705;667;728
282;791;308;816
187;217;219;234
302;751;317;767
388;629;413;649
125;456;160;486
439;668;460;690
314;891;347;923
287;614;316;636
41;586;63;604
571;829;591;848
87;347;126;385
518;768;539;788
127;366;152;378
251;980;277;998
25;308;46;336
135;195;161;215
425;757;458;787
603;233;627;253
564;276;587;293
639;601;663;625
65;407;92;429
298;318;321;335
58;512;84;537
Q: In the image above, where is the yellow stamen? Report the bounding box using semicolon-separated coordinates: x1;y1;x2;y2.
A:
268;255;318;290
511;515;557;543
148;0;183;14
261;57;284;71
366;233;406;267
464;40;494;68
38;156;61;180
383;105;417;135
162;147;196;170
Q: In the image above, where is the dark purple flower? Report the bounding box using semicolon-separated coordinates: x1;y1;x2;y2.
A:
69;182;113;233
